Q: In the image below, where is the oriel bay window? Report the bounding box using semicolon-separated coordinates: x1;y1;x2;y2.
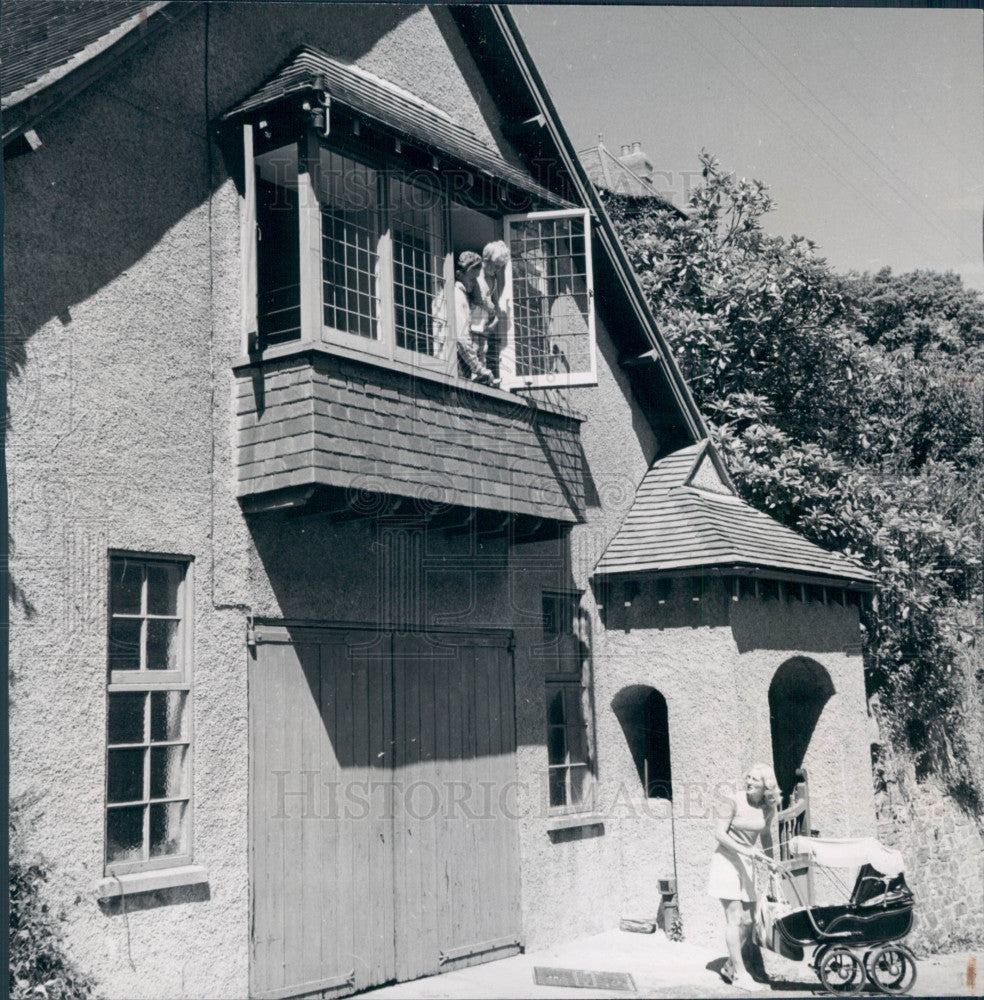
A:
106;553;193;874
246;118;596;388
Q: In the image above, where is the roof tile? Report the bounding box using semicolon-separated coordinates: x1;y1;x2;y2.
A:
1;0;151;101
594;441;874;586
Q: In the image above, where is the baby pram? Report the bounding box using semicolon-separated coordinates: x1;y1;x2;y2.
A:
754;836;916;995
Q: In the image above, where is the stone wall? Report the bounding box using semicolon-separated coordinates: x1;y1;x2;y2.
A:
874;745;984;953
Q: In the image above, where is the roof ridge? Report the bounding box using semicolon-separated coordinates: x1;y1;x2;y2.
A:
598;141;653;191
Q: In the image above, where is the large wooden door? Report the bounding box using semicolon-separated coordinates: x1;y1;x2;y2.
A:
250;624;521;1000
249;627;395;999
392;632;522;982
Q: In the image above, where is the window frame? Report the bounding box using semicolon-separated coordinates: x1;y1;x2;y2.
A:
545;680;594;815
541;589;594;816
105;551;195;877
243;123;598;390
501;207;597;390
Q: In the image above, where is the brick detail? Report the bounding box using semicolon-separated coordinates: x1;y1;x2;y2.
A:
236;354;584;521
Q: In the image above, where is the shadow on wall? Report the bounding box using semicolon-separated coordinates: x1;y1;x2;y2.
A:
2;2;418;386
593;577;730;634
729;592;856;654
611;685;672;800
769;657;835;802
3;3;417;619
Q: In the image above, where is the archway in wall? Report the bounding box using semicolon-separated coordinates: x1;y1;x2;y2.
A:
611;685;672;799
768;657;835;803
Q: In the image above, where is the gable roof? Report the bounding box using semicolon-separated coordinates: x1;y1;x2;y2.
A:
450;6;707;444
577;140;678;210
3;1;708;446
219;46;569;208
593;441;875;588
1;1;188;145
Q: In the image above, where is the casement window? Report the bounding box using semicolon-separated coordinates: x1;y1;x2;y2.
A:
546;684;592;811
542;591;594;812
105;553;193;875
247;129;596;389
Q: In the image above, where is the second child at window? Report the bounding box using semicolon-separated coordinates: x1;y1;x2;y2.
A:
470;240;511;379
432;251;500;387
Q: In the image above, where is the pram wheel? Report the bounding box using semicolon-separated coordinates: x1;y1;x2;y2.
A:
818;946;865;994
865;944;917;995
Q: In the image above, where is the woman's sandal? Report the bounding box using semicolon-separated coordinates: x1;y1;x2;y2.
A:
719;959;735;984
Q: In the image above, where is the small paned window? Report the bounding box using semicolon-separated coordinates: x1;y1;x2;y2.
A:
546;684;592;811
503;209;596;387
106;554;193;875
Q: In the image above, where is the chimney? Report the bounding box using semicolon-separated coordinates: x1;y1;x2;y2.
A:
617;140;654;184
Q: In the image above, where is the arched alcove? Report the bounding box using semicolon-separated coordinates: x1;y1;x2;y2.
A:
611;685;672;799
769;657;835;802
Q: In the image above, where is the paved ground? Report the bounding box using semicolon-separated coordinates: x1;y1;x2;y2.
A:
360;929;982;999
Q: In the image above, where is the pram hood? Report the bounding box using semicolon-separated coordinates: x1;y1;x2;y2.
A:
789;835;905;877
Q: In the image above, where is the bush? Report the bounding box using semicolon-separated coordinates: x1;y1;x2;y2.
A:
9;798;94;1000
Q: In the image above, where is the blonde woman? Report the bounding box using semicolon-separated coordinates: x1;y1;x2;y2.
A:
708;764;780;991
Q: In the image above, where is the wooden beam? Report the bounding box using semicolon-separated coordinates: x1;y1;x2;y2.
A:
297;126;323;345
241;123;259;353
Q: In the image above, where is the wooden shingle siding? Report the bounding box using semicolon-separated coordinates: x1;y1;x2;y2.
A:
236;354;585;522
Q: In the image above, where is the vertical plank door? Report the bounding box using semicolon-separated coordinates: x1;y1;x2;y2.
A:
249;626;396;999
391;630;522;981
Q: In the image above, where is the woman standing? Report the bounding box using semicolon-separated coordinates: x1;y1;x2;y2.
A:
708;764;781;991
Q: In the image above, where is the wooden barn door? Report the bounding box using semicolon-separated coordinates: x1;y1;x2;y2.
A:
249;626;396;999
391;632;522;981
250;625;520;1000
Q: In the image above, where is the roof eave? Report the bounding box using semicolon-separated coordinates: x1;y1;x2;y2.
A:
483;5;707;444
592;562;875;591
2;2;193;148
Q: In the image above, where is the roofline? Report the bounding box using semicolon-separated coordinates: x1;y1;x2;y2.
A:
3;2;193;147
487;6;707;443
576;141;687;218
591;564;876;592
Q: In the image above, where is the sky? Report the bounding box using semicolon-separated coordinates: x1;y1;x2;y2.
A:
514;5;984;292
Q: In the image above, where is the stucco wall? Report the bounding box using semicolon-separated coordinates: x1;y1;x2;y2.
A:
5;6;539;999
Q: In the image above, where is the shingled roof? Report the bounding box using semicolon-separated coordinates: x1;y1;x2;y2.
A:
594;441;874;588
577;140;679;212
2;1;159;103
1;1;186;147
220;46;569;208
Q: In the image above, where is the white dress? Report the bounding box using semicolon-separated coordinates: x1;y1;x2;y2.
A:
707;795;767;902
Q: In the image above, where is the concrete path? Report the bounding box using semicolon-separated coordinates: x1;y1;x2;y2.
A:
360;929;982;999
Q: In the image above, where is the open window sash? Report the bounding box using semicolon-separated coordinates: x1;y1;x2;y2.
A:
500;208;596;390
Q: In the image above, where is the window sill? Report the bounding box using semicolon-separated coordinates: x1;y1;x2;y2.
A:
232;339;587;424
96;865;209;899
547;812;606;832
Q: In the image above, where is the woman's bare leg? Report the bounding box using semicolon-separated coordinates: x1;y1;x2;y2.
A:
721;899;745;978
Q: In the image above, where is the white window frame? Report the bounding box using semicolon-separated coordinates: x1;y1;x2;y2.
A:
500;207;597;390
251;127;458;376
105;551;195;876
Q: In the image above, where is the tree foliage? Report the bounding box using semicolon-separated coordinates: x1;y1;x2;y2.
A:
9;796;95;1000
606;153;984;807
